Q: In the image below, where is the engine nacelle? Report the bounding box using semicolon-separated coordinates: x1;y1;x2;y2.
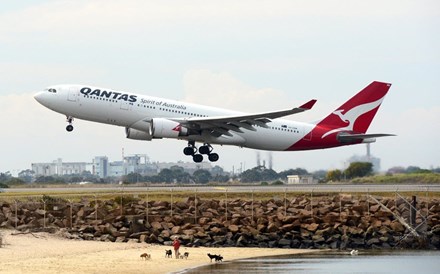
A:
151;118;188;138
126;127;153;141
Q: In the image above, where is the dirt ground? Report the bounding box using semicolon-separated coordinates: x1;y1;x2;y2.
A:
0;229;317;274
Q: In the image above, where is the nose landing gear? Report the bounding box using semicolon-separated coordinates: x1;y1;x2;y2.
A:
183;141;219;163
66;116;74;132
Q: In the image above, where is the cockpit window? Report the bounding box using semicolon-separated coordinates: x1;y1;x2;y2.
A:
48;88;57;93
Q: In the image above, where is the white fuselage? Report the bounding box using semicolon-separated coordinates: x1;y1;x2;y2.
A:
34;85;313;151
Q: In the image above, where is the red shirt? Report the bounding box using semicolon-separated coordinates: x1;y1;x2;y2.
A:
173;239;181;250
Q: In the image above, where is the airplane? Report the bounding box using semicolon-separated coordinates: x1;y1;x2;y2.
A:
34;81;394;163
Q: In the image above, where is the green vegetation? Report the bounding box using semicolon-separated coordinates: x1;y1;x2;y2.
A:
351;173;440;184
1;163;439;186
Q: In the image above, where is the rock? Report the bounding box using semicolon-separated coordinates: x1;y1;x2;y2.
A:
367;237;380;246
280;223;296;233
236;235;248;246
82;233;94;240
100;234;115;242
151;221;162;230
278;238;291;247
329;240;339;249
348;227;364;236
389;221;405;232
228;224;239;233
312;235;325;243
370;204;380;213
303;223;319;232
171;226;181;234
183;229;196;236
267;222;279;233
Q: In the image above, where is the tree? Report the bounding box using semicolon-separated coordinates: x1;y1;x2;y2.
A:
34;176;65;184
192;169;212;184
158;168;174;183
122;172;142;183
326;169;342;182
406;166;431;174
345;162;373;179
240;166;278;183
18;169;35;183
278;168;309;179
0;172;12;182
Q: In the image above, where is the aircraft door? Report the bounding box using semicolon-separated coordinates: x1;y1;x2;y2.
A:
68;87;78;102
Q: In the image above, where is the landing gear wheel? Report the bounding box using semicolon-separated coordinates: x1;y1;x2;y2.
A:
208;153;219;162
199;145;212;155
66;116;74;132
183;147;196;156
192;154;203;163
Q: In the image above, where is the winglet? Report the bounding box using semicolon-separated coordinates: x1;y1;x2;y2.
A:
299;99;317;110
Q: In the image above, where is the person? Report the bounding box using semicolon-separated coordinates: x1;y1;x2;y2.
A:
172;237;181;259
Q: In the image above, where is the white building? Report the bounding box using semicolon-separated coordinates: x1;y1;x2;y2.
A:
32;158;91;176
32;155;213;179
287;175;316;184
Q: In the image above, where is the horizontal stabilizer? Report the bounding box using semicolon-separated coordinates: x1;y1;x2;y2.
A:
338;133;396;143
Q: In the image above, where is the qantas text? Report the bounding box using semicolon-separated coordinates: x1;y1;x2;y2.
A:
80;87;137;102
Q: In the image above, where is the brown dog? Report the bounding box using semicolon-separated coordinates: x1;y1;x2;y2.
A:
140;253;151;260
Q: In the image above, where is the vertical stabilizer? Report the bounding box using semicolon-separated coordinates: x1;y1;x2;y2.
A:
318;81;391;138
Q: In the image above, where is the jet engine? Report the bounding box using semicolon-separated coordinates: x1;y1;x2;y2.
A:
125;127;153;141
151;118;188;138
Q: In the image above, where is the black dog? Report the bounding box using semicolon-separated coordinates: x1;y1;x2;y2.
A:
207;253;223;263
165;249;172;258
183;252;189;259
207;253;216;262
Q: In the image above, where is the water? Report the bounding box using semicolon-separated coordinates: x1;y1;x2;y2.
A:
182;250;440;274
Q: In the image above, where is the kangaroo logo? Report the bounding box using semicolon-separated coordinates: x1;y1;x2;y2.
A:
321;97;384;139
172;125;182;132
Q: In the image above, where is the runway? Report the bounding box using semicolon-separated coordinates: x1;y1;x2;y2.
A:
1;184;439;195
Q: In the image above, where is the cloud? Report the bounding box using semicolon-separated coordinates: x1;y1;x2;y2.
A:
1;1;435;42
183;69;288;112
182;69;344;123
0;63;106;94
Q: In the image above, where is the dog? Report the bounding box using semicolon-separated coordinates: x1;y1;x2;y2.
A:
165;249;173;258
182;252;189;259
215;255;223;262
207;253;217;262
140;253;151;260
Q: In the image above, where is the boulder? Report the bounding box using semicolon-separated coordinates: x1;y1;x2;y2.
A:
302;223;319;232
389;221;405;232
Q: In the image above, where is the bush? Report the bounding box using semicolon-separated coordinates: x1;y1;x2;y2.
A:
271;180;284;185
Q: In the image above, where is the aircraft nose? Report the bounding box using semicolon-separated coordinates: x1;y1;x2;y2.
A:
34;91;45;104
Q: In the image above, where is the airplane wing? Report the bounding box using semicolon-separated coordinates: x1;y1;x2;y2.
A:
172;99;317;137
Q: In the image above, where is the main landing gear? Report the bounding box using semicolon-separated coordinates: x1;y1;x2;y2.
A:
66;116;74;132
183;141;219;163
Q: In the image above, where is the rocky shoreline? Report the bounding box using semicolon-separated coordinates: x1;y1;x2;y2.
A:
1;194;439;249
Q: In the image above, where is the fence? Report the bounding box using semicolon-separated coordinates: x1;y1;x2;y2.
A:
1;188;435;240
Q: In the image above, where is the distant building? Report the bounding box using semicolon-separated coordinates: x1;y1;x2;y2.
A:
32;155;213;179
287;175;316;184
32;158;91;176
93;156;108;178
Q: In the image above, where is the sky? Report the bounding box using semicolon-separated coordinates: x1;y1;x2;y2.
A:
0;0;439;175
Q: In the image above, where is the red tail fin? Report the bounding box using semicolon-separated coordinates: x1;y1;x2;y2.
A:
318;81;391;138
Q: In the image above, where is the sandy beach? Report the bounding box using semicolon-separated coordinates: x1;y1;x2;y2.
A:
0;229;317;274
